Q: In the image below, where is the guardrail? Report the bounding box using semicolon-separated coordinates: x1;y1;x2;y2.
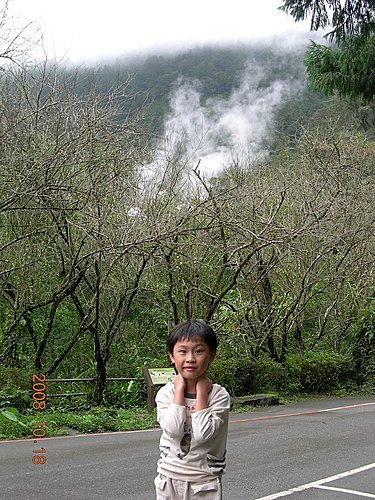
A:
45;377;142;398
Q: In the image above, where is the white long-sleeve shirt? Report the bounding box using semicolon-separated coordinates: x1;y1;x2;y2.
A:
155;382;230;482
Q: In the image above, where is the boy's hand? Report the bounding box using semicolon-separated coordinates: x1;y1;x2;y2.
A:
172;373;186;406
195;375;212;411
173;373;186;391
196;375;212;395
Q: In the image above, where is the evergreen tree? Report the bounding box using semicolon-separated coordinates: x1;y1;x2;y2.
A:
279;0;375;101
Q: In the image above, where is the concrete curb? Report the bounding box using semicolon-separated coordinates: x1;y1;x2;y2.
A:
230;394;279;409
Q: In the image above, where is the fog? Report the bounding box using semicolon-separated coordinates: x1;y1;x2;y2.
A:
8;0;313;64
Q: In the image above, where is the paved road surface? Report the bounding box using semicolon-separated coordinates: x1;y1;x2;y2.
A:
1;395;374;499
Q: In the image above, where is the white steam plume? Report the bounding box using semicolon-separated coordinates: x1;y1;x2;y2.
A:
159;63;304;176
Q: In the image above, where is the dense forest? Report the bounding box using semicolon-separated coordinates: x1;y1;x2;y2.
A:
1;29;374;423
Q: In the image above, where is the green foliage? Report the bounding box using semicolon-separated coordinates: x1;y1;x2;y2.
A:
279;0;375;43
0;386;31;412
0;407;27;427
305;36;375;101
285;351;355;392
212;356;288;394
208;356;254;396
0;367;32;411
0;367;31;388
0;406;157;440
209;351;355;396
251;358;289;393
272;87;330;146
350;296;375;386
280;1;375;102
54;408;119;433
0;416;31;440
103;380;147;408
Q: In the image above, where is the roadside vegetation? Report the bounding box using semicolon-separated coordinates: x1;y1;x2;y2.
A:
1;351;374;440
1;386;373;441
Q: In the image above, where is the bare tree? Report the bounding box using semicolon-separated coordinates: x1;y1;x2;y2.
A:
144;122;374;366
229;126;374;361
0;1;38;68
0;61;154;396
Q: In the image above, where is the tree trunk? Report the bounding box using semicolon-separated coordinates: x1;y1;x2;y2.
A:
294;321;305;353
256;251;278;361
92;330;106;406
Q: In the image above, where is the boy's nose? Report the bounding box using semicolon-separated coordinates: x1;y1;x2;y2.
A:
186;352;196;362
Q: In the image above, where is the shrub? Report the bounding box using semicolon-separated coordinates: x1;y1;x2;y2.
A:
0;386;31;412
0;367;32;389
0;415;32;440
350;297;375;385
251;358;291;393
208;350;356;396
209;356;288;395
208;356;254;396
0;367;33;412
103;380;147;408
285;351;355;393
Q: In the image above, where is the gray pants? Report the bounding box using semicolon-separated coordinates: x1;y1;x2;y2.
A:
154;474;222;500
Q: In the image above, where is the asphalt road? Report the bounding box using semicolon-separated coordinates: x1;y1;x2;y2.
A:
1;395;374;500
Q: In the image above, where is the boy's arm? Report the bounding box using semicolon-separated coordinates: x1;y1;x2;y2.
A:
155;384;186;439
191;386;230;442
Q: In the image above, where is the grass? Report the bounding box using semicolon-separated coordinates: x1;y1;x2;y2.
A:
0;406;158;441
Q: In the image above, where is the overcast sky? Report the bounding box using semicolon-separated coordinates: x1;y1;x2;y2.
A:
6;0;313;63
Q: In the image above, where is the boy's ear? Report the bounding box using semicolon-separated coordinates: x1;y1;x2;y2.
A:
210;351;216;362
169;352;175;364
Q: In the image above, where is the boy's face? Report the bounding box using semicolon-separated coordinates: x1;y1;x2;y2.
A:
169;337;215;382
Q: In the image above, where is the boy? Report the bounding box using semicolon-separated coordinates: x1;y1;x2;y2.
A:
155;319;230;500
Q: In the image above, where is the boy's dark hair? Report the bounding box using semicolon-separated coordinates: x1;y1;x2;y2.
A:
167;319;218;354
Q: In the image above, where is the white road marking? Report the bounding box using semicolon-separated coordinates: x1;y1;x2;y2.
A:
315;485;375;498
255;463;375;499
231;401;375;425
319;402;375;413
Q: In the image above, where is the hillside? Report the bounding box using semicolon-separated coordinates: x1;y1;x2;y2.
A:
72;44;330;148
